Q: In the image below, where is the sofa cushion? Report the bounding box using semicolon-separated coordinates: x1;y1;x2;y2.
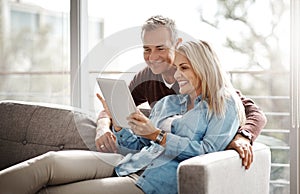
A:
0;100;97;170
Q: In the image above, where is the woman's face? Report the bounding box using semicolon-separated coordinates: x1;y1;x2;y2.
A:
174;52;201;98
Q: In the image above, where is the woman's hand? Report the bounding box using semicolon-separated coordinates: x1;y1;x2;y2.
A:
127;110;159;140
96;93;122;131
96;93;112;117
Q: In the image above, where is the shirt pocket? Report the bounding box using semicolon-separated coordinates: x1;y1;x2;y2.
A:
171;114;207;141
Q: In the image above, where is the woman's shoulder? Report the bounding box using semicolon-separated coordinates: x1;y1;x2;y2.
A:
153;94;186;109
160;94;185;102
226;91;241;106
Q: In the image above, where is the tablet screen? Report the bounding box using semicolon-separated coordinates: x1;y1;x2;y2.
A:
96;78;137;128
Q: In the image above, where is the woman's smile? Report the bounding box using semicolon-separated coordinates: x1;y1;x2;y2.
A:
177;80;189;88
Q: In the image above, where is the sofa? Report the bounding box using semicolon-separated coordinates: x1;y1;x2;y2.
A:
0;100;271;194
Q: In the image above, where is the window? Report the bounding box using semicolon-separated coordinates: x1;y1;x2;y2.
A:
0;0;70;104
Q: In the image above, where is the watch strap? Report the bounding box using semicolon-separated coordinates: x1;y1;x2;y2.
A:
238;130;253;145
155;130;166;144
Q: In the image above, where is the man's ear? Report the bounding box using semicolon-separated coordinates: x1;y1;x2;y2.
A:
175;38;183;48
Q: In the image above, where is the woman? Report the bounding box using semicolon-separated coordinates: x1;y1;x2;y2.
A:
0;40;245;194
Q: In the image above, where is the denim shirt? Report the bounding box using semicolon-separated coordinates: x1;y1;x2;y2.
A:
114;94;240;194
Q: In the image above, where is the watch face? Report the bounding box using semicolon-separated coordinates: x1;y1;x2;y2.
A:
241;130;252;140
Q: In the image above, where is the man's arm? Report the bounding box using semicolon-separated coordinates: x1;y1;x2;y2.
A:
237;90;267;141
128;68;150;107
227;90;267;169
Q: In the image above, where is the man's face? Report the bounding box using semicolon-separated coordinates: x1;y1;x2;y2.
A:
142;27;176;75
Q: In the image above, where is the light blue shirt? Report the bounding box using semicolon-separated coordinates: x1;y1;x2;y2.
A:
114;94;240;194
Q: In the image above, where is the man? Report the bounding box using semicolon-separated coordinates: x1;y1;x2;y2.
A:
95;15;267;169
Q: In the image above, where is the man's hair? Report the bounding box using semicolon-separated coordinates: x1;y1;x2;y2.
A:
177;40;246;125
141;15;178;45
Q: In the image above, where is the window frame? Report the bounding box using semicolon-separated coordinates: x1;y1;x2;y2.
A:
290;0;300;193
70;0;89;109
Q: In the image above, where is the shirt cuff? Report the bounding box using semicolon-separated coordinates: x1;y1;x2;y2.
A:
95;118;111;140
95;127;111;140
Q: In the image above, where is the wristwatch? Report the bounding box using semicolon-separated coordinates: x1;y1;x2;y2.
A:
155;130;166;144
237;130;253;144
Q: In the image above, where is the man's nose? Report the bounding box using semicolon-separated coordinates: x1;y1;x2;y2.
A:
149;51;159;61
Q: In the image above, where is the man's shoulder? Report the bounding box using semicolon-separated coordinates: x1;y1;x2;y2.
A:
136;67;161;79
129;67;163;88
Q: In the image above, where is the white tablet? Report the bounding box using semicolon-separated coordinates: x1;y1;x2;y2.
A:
96;78;137;128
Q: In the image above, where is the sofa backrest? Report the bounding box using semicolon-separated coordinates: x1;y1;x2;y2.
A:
0;100;97;170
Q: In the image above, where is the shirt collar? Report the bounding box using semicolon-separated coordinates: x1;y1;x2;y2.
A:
178;94;203;106
162;76;175;89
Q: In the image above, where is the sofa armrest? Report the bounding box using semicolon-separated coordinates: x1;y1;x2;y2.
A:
177;142;271;194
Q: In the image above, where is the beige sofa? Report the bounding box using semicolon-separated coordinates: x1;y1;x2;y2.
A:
0;100;271;194
178;142;271;194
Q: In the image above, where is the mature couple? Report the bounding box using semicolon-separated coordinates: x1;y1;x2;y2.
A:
0;15;266;194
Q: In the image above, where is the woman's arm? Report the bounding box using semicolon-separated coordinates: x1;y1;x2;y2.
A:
97;93;151;152
113;127;152;152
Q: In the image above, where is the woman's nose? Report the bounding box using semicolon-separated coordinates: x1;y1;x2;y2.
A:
174;68;180;80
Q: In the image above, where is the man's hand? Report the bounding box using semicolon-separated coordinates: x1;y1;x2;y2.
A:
226;134;253;169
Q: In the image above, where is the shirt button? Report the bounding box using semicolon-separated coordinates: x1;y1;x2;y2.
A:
142;175;146;178
22;140;27;145
59;145;64;150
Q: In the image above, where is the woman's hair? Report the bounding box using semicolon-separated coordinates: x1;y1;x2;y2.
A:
141;15;178;46
177;40;245;124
